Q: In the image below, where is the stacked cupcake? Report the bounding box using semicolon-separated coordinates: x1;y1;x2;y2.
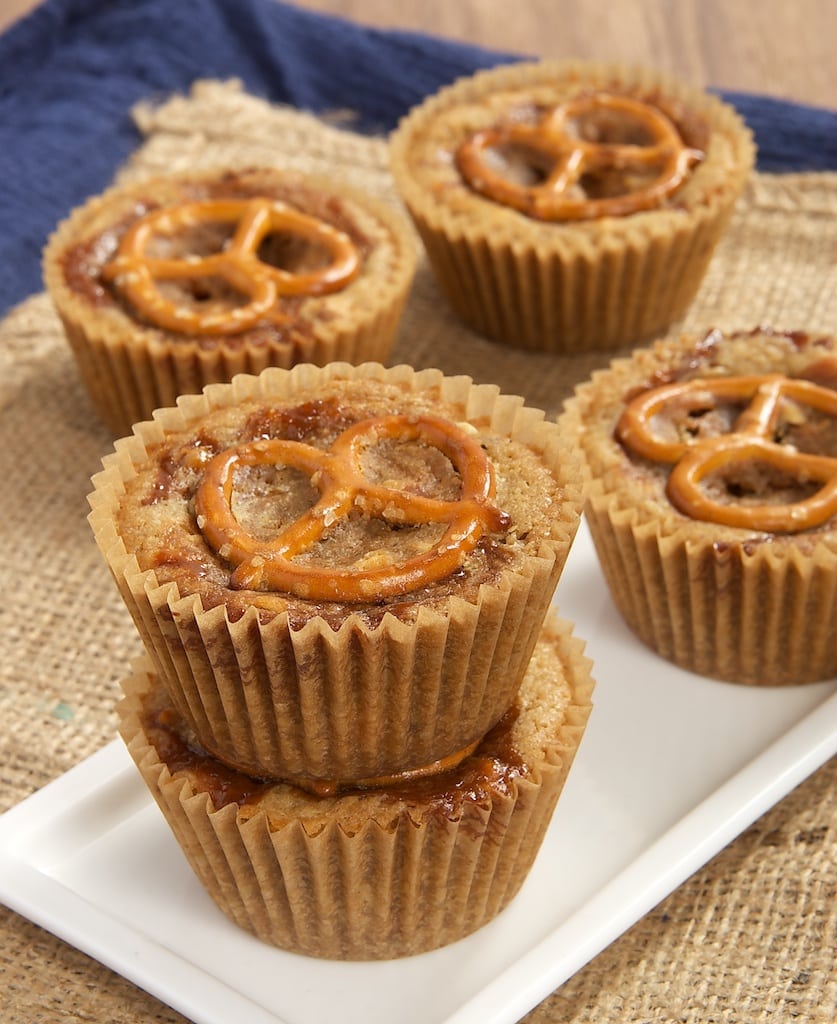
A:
89;360;594;959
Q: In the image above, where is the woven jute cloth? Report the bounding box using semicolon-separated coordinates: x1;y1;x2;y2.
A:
1;80;835;1023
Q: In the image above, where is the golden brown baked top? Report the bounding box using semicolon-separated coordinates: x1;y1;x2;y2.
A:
113;374;572;625
50;166;415;347
571;326;837;545
455;91;704;221
128;623;590;828
390;60;754;246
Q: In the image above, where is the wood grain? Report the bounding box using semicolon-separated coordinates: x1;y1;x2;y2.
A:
1;0;835;109
288;0;835;104
292;0;837;107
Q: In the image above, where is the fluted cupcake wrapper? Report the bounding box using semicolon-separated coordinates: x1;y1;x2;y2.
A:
584;490;837;686
390;59;754;354
89;361;584;782
117;617;594;960
140;767;549;961
100;537;559;780
407;199;737;354
50;291;411;439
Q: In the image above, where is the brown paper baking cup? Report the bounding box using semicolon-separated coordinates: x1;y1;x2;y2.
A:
42;168;417;438
582;490;837;686
561;329;837;686
117;616;595;960
49;288;412;440
389;60;754;354
89;361;584;782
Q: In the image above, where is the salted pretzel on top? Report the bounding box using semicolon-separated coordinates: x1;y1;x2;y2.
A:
616;372;837;532
195;413;511;602
101;197;361;335
456;92;704;221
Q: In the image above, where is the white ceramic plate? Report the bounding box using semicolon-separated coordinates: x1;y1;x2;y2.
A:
1;520;835;1024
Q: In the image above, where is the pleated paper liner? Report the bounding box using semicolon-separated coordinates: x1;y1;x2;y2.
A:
42;167;418;438
560;328;837;686
389;59;755;354
89;361;584;782
582;495;837;685
117;614;595;961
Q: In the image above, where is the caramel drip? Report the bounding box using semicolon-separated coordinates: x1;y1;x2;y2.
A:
101;197;360;335
456;92;703;221
616;373;837;532
291;737;483;797
146;701;522;811
194;413;511;600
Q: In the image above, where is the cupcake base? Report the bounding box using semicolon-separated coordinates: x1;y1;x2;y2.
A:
584;494;837;686
117;616;594;960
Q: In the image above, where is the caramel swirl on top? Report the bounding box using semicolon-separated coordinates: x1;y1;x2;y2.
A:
456;92;703;221
194;413;511;601
616;373;837;532
102;197;360;335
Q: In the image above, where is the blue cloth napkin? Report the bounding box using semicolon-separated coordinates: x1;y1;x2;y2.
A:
1;0;835;318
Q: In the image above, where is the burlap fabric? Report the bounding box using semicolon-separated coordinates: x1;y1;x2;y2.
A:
1;79;834;1023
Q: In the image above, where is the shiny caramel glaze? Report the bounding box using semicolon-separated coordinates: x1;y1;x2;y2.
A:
143;696;524;808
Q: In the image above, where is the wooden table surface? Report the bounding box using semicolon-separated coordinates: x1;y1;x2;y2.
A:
2;0;836;109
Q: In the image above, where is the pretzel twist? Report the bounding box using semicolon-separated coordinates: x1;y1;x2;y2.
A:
102;198;360;335
456;92;703;221
194;414;511;601
616;373;837;531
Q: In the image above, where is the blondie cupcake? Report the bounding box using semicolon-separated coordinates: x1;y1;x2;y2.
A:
43;167;417;436
89;361;584;784
118;614;594;959
561;327;837;685
390;60;754;353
